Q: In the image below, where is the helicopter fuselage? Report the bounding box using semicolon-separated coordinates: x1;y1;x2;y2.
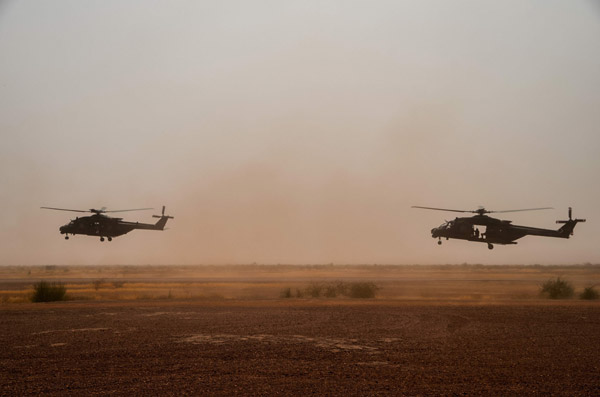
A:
59;214;160;238
45;206;174;242
430;211;584;249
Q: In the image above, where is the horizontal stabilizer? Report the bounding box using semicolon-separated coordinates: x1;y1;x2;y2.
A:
556;207;585;224
153;205;174;219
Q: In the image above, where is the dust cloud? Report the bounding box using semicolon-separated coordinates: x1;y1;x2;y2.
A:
1;1;599;265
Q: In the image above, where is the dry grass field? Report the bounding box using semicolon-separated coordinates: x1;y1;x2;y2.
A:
1;264;599;302
1;265;599;395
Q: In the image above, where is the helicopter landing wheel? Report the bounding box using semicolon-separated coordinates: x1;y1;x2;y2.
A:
487;243;494;250
65;235;69;240
108;237;112;242
100;237;105;242
438;239;442;245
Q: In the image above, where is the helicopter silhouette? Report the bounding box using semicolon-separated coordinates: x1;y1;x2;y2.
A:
412;206;585;249
41;206;174;242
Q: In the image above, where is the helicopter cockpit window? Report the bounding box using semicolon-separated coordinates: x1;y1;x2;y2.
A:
439;221;452;230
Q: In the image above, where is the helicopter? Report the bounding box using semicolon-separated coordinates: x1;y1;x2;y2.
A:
41;205;174;242
412;206;585;250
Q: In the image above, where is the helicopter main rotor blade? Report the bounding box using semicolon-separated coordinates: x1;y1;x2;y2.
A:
40;207;89;213
103;208;154;213
489;207;554;213
411;206;470;213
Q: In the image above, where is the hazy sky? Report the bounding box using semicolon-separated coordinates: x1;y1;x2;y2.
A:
1;1;599;265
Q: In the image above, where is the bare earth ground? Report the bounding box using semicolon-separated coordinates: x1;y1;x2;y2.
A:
1;265;600;395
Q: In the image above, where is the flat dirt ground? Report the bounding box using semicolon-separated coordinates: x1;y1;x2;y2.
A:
1;265;600;396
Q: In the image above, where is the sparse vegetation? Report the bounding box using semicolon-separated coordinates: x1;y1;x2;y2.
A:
93;279;105;290
324;284;337;297
283;281;380;299
0;264;597;303
306;283;324;298
31;281;67;302
348;282;379;298
580;286;599;300
540;277;575;299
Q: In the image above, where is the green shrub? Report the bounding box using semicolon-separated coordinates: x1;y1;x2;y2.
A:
31;281;67;302
580;286;599;300
540;277;574;299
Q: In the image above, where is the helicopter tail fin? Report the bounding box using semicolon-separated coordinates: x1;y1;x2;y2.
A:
556;207;585;237
152;206;174;230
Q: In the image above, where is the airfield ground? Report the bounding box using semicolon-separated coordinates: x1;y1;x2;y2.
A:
1;265;599;395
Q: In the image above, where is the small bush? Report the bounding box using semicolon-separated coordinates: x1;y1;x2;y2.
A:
348;282;379;298
540;277;574;299
112;281;125;288
334;281;349;296
93;279;105;290
32;281;67;302
282;281;379;299
580;286;599;300
324;285;337;298
306;283;324;298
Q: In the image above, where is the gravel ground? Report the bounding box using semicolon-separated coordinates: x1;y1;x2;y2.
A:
1;300;599;396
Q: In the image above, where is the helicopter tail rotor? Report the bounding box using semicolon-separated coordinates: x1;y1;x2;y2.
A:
152;206;174;230
152;206;173;219
556;207;586;236
556;207;573;223
556;207;586;223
